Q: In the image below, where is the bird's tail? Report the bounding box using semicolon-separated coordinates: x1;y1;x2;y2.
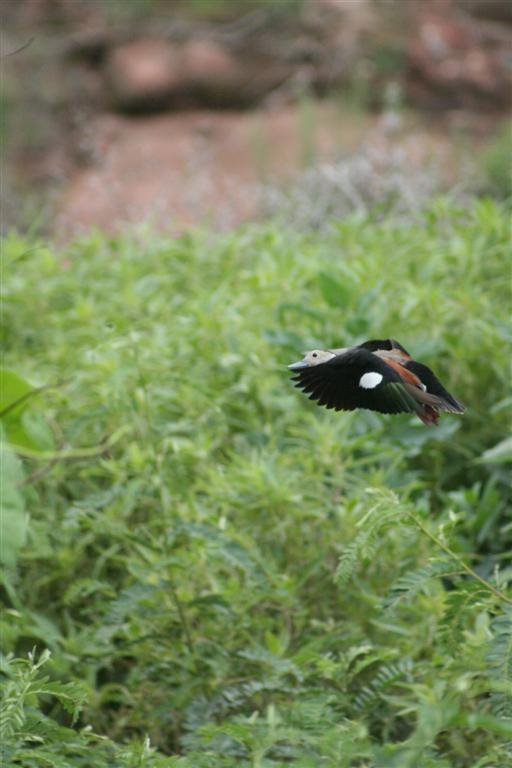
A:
417;405;440;426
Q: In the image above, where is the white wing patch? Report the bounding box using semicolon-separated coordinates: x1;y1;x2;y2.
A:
359;371;383;389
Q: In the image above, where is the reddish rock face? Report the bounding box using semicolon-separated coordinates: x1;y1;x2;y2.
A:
104;39;183;111
55;105;368;241
5;0;511;239
102;36;285;111
54;102;478;243
407;2;512;109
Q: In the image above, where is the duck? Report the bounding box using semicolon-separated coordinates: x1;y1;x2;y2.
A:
288;338;465;425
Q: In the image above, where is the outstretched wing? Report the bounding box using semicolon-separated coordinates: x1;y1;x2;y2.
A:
404;360;465;413
290;348;423;416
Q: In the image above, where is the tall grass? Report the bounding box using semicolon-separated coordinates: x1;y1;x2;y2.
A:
1;198;511;766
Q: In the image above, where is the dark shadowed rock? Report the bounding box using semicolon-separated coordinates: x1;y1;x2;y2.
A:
457;0;512;23
102;36;286;111
181;39;242;105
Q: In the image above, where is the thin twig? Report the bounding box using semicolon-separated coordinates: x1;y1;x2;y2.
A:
21;456;60;486
12;426;129;462
167;579;194;656
406;510;512;605
2;37;35;58
20;418;64;486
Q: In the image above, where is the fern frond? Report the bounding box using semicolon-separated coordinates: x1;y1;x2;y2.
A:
487;606;512;717
335;491;404;586
0;651;50;740
353;658;413;713
0;650;87;742
437;581;489;648
383;558;459;610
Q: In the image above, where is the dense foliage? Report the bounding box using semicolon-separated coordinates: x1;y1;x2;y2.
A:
1;199;511;767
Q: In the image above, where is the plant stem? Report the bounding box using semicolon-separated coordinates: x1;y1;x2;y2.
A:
12;426;130;461
406;511;512;605
168;579;195;655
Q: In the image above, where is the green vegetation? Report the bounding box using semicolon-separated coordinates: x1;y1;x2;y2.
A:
1;199;511;766
184;0;304;20
480;122;512;200
102;0;305;24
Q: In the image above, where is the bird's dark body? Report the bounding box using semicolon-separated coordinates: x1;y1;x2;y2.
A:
357;338;410;356
289;338;465;425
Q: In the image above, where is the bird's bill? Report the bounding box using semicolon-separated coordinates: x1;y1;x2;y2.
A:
288;360;308;370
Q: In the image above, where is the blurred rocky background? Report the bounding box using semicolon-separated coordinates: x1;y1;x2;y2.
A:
1;0;511;239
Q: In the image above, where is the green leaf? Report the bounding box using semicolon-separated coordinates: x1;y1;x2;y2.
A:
317;271;351;308
383;559;458;610
0;368;34;417
478;437;512;465
39;681;88;722
487;607;512;717
0;438;28;567
0;368;53;453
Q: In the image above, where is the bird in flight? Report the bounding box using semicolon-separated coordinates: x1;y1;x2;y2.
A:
288;338;465;425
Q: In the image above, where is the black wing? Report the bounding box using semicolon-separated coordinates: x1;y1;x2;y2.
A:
404;360;465;413
290;349;422;416
357;338;411;357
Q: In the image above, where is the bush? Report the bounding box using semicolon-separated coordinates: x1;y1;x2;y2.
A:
1;198;511;767
479;122;512;200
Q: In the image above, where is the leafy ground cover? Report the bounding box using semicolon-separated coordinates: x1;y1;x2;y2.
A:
1;198;511;767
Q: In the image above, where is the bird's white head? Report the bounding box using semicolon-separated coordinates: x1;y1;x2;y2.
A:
288;349;336;370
